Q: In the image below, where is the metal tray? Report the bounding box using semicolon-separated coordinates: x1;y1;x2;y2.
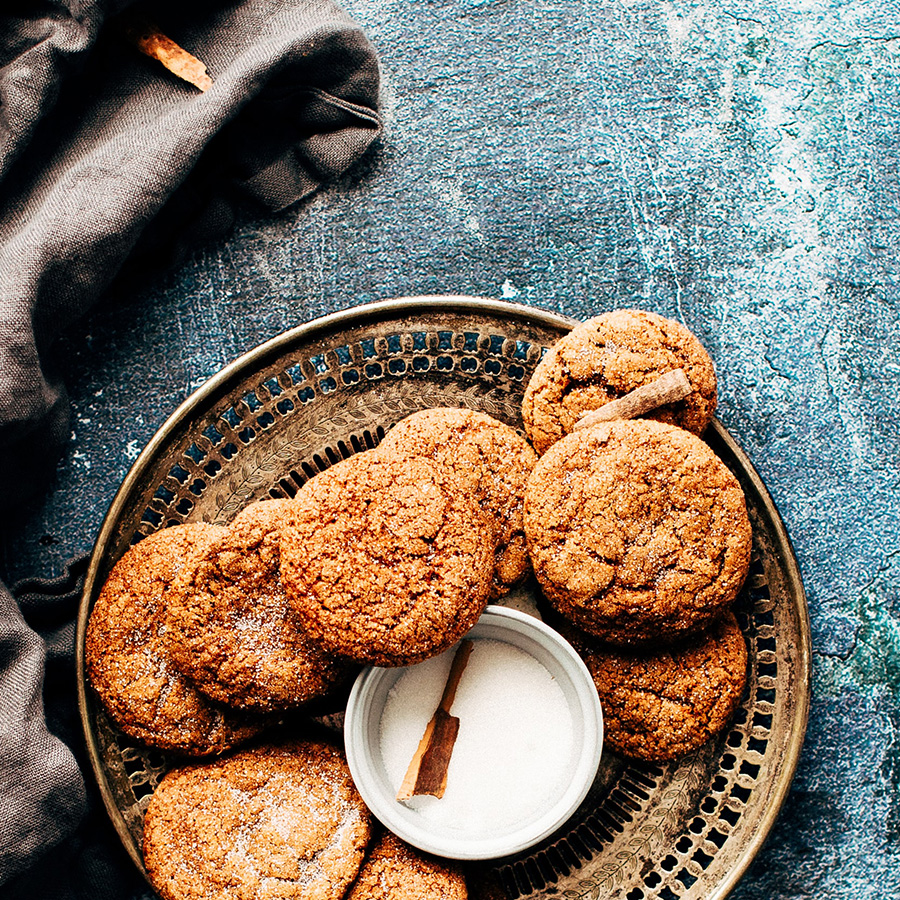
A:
75;296;811;900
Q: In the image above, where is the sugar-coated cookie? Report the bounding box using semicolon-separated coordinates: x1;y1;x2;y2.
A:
346;830;467;900
282;453;494;667
564;612;748;761
143;738;371;900
85;524;262;755
379;407;537;596
166;500;355;712
522;309;717;454
525;420;751;646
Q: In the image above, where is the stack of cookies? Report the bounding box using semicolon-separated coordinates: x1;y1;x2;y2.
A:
85;307;752;897
86;406;539;899
279;407;538;668
521;309;752;762
85;407;539;754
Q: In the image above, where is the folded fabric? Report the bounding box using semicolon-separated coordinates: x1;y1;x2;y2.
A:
0;0;382;509
0;0;381;887
0;579;86;885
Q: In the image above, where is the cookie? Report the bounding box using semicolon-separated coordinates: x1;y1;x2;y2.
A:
165;499;355;712
143;738;371;900
281;453;494;666
85;524;262;756
565;612;748;761
346;830;467;900
522;309;717;454
379;407;538;596
525;419;751;645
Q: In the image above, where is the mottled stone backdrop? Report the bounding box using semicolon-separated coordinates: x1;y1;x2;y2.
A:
2;1;898;896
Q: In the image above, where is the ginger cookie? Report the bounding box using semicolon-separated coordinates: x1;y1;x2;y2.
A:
522;309;717;454
564;612;748;761
379;407;538;597
85;524;262;756
281;453;494;667
143;738;371;900
525;420;751;646
165;499;355;712
346;830;467;900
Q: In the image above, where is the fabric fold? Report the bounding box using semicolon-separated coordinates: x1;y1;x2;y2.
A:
0;582;87;883
0;0;381;888
0;0;382;510
0;2;111;181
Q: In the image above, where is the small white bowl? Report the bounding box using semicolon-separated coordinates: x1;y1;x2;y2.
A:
344;605;603;860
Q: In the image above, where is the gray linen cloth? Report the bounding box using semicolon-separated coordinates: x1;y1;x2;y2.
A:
0;0;380;891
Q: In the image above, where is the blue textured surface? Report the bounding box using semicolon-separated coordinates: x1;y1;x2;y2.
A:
1;1;898;896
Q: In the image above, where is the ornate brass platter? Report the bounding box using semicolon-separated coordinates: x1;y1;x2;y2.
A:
75;296;810;900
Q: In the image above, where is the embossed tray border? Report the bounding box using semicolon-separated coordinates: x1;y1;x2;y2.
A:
74;296;811;898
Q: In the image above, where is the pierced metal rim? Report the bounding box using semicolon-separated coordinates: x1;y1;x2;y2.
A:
701;422;811;899
75;295;811;894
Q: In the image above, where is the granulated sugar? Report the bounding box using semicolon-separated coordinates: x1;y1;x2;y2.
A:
379;639;574;835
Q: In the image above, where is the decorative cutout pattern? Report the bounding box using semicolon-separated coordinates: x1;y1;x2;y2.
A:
78;302;808;898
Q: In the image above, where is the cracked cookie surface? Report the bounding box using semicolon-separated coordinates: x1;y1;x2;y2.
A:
281;453;494;667
143;738;371;900
346;830;467;900
379;407;537;597
165;500;355;712
525;420;751;646
522;309;717;454
564;612;748;761
85;523;261;755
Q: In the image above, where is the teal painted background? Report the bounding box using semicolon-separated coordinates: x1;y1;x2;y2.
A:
2;1;898;896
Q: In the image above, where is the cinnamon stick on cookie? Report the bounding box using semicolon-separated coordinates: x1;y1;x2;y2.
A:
574;368;692;430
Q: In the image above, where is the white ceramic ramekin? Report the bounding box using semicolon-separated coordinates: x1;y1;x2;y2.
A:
344;605;604;860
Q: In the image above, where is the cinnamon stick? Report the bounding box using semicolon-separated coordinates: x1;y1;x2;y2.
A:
573;368;692;431
122;14;214;92
396;640;474;802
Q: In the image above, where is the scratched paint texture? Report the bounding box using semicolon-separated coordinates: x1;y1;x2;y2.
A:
1;1;898;896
